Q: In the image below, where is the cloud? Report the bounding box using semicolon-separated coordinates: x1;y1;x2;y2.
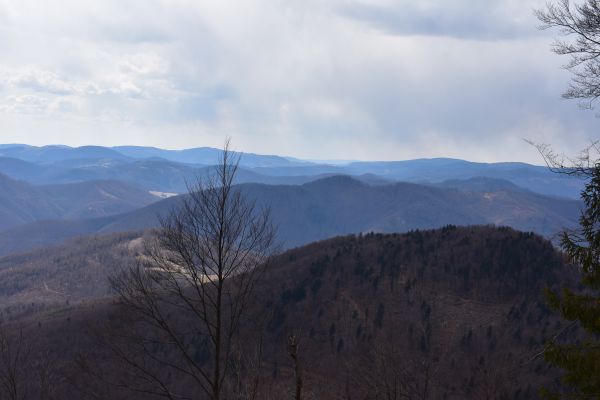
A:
0;94;48;114
0;0;592;163
7;69;74;95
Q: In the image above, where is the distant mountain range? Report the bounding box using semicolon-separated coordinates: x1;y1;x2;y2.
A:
0;144;584;198
0;144;304;167
0;175;579;257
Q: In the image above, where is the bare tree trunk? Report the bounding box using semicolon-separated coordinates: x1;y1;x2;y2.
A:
214;280;222;400
0;327;32;400
288;334;302;400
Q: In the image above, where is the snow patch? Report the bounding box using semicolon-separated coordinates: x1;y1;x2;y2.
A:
150;191;177;199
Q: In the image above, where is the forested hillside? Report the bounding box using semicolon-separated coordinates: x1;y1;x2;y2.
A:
0;231;145;318
2;226;577;399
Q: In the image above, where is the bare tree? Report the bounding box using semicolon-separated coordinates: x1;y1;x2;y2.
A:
536;0;600;108
532;1;600;174
0;325;57;400
0;327;30;400
349;340;438;400
525;138;599;176
109;139;277;400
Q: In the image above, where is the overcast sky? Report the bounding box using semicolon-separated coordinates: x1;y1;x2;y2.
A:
0;0;596;162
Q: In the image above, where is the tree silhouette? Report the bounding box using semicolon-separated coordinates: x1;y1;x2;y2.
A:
109;139;277;399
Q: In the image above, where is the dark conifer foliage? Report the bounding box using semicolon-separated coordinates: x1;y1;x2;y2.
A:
543;165;600;398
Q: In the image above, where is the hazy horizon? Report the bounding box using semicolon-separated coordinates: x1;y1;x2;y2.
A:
0;141;554;166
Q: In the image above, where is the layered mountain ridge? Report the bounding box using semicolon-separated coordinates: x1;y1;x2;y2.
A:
0;175;579;257
0;144;583;198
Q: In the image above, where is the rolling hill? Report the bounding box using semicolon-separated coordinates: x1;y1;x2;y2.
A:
0;173;159;231
0;156;323;193
0;176;579;257
342;158;583;198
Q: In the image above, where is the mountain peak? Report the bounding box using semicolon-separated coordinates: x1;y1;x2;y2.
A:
303;174;366;188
